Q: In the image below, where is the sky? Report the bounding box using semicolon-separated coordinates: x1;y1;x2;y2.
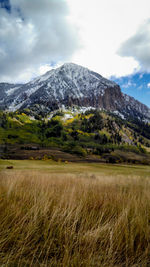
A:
0;0;150;106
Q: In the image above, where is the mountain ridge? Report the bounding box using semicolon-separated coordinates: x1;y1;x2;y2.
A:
0;63;150;121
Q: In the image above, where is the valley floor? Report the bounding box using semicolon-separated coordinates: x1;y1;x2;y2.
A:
0;160;150;266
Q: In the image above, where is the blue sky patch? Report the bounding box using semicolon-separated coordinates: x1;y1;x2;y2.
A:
111;73;150;107
0;0;11;13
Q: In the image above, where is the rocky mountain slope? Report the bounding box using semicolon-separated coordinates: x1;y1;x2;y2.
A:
0;63;150;121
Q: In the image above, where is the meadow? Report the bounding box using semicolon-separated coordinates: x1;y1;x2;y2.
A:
0;160;150;266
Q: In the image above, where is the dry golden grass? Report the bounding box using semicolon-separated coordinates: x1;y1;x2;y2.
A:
0;169;150;266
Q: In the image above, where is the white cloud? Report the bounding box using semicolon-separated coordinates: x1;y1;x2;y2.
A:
118;19;150;72
147;83;150;88
0;0;150;82
139;73;144;79
0;0;79;82
67;0;150;78
122;81;136;89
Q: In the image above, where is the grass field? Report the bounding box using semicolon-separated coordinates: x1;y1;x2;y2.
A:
0;160;150;266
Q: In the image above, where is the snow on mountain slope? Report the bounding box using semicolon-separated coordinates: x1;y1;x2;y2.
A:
0;63;150;121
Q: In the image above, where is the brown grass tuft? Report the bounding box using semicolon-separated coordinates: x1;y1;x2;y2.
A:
0;170;150;266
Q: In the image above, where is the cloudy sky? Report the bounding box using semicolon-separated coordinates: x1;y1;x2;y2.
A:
0;0;150;106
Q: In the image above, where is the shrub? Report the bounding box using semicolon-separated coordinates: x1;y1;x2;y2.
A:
42;154;48;160
72;146;87;157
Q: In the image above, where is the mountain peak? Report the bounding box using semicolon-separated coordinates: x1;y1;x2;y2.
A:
60;62;87;70
61;62;80;68
0;63;149;121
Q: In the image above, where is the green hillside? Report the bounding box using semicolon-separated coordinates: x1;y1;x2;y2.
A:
0;109;150;163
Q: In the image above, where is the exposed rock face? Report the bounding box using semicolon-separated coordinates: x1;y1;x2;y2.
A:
123;94;150;119
0;63;150;120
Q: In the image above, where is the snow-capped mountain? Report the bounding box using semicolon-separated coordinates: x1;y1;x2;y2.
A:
0;63;150;120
